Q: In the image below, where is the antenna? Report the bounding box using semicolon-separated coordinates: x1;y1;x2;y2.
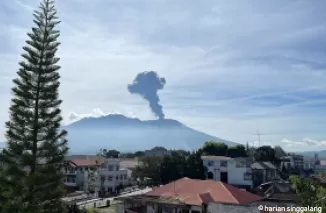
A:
254;128;266;147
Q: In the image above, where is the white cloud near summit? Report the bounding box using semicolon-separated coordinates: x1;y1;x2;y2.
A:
1;0;326;151
67;108;136;123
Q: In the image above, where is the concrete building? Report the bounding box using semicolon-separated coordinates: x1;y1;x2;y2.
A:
62;160;78;192
64;156;132;197
201;156;253;188
116;177;263;213
251;161;278;187
303;156;317;170
280;155;304;170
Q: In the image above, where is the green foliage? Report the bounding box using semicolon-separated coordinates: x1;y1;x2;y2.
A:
120;151;145;158
227;145;247;158
0;1;68;212
290;176;326;211
198;141;247;158
132;151;206;185
98;149;120;158
132;156;163;184
254;145;276;162
200;141;228;156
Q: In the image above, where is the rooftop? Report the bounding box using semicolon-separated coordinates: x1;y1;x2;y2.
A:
68;156;106;167
201;156;232;160
143;177;262;206
251;162;277;170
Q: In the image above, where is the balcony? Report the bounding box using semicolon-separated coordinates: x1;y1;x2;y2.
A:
65;170;77;175
64;181;77;187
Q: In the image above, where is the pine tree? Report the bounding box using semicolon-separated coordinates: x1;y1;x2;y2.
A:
0;0;68;212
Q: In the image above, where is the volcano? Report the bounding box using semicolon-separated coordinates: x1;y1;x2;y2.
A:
65;114;238;154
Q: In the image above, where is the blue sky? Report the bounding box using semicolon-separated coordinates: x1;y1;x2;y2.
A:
1;0;326;152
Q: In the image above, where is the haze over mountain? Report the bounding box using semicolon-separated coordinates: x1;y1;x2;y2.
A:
65;114;237;154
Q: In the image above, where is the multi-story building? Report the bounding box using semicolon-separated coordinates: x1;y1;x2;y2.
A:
62;160;78;193
201;156;253;188
280;155;304;170
64;156;132;197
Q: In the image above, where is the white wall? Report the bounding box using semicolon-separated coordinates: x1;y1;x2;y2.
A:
202;157;252;187
207;203;259;213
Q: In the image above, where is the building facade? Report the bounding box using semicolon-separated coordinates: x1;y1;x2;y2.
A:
201;156;253;188
116;177;262;213
64;156;132;197
251;161;278;187
280;155;304;170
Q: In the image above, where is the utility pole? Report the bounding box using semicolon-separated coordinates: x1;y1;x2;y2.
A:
254;128;266;147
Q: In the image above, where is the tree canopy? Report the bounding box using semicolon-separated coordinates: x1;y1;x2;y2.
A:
132;151;206;185
198;141;248;158
0;1;68;212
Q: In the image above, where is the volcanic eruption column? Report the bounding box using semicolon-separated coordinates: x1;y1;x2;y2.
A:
128;71;166;120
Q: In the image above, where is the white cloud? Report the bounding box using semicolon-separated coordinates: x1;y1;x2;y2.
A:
281;138;326;148
66;108;137;124
1;0;326;152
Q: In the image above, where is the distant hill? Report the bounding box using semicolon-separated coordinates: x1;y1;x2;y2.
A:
299;150;326;160
65;114;238;154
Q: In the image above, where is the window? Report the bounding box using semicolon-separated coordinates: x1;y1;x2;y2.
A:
116;165;119;171
107;176;113;181
101;176;105;181
236;161;245;168
207;161;214;166
220;161;227;167
244;172;252;180
108;165;113;171
120;175;123;180
124;174;127;180
116;176;119;180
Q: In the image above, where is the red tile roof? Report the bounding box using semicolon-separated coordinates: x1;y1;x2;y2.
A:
69;156;105;167
146;177;262;206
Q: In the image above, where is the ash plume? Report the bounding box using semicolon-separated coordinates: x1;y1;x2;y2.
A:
128;71;166;120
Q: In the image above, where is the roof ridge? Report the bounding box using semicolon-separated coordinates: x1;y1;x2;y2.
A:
220;182;239;204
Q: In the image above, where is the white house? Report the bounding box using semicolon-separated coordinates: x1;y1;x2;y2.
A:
65;156;132;197
201;156;253;188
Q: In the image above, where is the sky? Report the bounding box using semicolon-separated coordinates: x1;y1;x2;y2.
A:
1;0;326;152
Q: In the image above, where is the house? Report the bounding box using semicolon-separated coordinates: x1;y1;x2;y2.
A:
144;147;170;157
65;156;132;197
251;162;278;187
280;155;304;170
201;156;253;189
116;177;263;213
62;160;79;193
253;180;299;207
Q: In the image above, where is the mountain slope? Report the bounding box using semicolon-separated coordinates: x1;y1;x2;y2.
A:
65;114;238;154
299;150;326;160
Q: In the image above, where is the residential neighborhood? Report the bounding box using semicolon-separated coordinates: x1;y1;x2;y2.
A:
58;143;326;212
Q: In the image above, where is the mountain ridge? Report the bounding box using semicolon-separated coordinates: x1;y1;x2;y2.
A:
65;114;237;154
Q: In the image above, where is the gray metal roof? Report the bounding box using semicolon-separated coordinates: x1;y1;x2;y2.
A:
251;161;277;170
